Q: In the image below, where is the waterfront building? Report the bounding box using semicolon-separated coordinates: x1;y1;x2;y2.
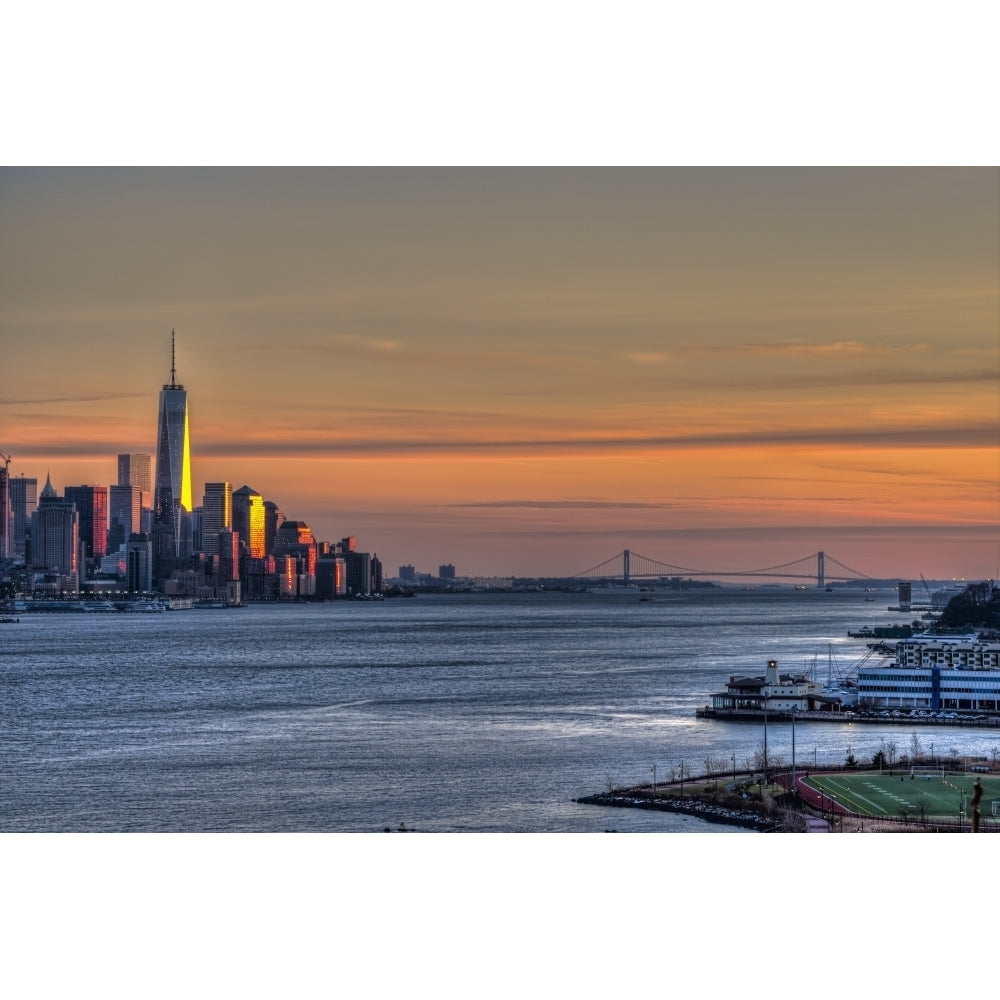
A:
232;486;265;558
154;331;193;562
708;660;837;714
856;634;1000;713
439;563;456;580
30;474;79;592
344;550;371;596
64;485;109;561
10;474;37;560
316;553;346;599
125;533;153;593
108;483;141;553
201;482;232;557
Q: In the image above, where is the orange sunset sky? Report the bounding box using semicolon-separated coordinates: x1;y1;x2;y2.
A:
2;166;998;580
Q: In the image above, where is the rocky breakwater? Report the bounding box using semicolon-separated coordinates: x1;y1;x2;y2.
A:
574;791;781;831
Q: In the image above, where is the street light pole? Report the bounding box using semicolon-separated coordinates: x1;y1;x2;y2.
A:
791;707;797;797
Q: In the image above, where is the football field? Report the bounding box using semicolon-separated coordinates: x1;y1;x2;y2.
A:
802;771;1000;821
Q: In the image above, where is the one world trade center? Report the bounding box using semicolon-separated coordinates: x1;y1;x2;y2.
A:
154;330;193;575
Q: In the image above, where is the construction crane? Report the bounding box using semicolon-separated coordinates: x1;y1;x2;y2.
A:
920;573;933;603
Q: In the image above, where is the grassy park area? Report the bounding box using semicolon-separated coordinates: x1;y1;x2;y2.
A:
803;770;1000;824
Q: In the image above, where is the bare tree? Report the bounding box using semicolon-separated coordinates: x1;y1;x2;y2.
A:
886;740;898;768
910;732;922;762
898;803;914;826
916;797;929;828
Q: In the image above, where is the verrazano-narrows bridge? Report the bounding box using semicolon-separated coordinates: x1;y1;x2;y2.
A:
573;550;869;588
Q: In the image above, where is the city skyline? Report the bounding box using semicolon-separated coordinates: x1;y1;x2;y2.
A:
2;167;998;581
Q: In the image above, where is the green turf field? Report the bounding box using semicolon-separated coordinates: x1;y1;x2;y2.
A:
803;771;1000;821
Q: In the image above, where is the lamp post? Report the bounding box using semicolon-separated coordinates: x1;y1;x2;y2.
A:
762;703;769;786
791;707;797;798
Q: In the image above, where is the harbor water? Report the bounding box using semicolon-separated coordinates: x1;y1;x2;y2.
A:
3;587;996;833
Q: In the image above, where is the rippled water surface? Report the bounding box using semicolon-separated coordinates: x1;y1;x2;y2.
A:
3;588;995;832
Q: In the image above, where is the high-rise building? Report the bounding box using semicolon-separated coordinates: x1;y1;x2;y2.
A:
154;331;193;561
65;485;109;560
264;501;283;558
201;482;232;556
118;453;152;495
108;483;142;553
232;486;266;559
125;533;153;593
0;455;12;560
30;474;79;590
10;475;38;559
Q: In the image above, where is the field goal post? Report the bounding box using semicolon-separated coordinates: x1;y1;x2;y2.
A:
910;765;946;780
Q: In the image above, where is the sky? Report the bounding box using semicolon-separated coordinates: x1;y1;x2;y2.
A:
1;166;998;580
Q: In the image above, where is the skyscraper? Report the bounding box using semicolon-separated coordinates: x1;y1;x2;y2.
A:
233;486;266;558
0;454;13;559
201;482;232;557
154;331;193;563
65;485;109;560
117;453;152;495
31;474;79;592
108;483;142;553
10;475;38;559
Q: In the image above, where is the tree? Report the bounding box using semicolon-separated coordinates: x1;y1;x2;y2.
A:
886;740;898;767
898;803;914;825
872;749;888;770
845;751;858;769
910;732;922;762
916;797;929;828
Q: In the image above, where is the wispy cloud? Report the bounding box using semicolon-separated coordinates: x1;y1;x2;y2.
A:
441;500;676;510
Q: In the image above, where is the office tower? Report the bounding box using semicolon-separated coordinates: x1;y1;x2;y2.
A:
30;474;79;589
108;483;142;553
273;521;317;573
439;564;456;580
10;475;38;559
125;533;153;593
316;553;346;599
154;330;193;559
0;455;12;559
217;528;238;582
118;453;152;495
264;501;283;558
65;485;109;560
201;482;232;556
344;551;372;597
232;486;265;558
274;521;317;597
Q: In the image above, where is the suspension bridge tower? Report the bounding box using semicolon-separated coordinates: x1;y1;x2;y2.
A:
623;549;630;586
817;551;825;588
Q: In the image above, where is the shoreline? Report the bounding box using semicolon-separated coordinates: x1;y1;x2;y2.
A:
695;707;1000;729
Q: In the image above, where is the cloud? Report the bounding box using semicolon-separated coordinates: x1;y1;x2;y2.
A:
0;392;144;406
185;418;1000;456
440;500;676;510
623;352;670;364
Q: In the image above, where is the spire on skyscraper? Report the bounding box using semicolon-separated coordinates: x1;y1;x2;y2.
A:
164;328;183;391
